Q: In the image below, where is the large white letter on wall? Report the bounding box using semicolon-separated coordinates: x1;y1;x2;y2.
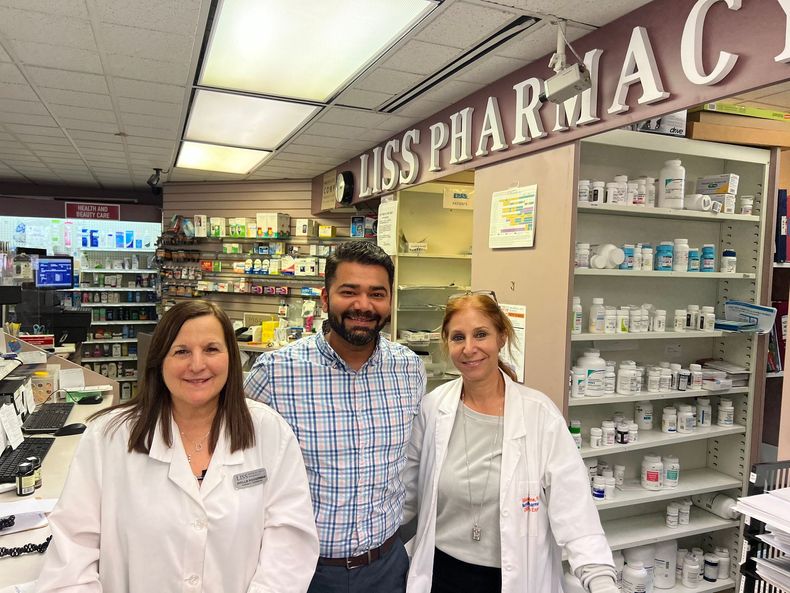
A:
681;0;741;84
429;122;449;172
775;0;790;62
381;140;400;191
371;146;383;194
554;48;604;131
608;27;670;115
476;97;508;157
399;129;420;185
359;153;371;198
512;78;547;144
449;107;474;165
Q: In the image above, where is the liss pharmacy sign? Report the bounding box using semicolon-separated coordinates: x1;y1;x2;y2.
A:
65;202;121;220
316;0;790;207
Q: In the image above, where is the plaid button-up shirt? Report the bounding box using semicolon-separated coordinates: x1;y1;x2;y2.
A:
244;331;426;558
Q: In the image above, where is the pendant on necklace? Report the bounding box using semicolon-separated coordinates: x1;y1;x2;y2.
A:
194;441;204;452
472;525;481;542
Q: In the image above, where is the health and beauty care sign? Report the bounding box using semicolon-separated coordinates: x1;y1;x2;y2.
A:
65;202;120;220
313;0;790;209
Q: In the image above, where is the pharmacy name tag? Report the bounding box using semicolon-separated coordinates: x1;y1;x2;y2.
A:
233;468;267;489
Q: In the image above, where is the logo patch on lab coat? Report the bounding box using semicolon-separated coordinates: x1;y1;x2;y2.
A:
521;495;539;513
233;468;267;489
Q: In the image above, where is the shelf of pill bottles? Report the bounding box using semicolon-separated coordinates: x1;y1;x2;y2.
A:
396;253;472;259
577;203;759;223
115;375;138;382
579;425;746;459
569;387;750;407
572;330;725;342
164;290;322;299
773;262;790;268
574;269;756;280
89;320;158;325
766;371;783;378
74;302;155;308
81;268;158;274
81;356;138;363
645;580;735;593
165;236;363;245
82;338;138;344
81;247;156;253
603;507;738;552
60;287;157;292
592;468;741;511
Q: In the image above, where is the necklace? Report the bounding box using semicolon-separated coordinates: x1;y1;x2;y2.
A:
180;429;210;463
460;390;503;542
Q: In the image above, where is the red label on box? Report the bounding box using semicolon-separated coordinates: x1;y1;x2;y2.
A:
20;334;55;346
65;202;120;220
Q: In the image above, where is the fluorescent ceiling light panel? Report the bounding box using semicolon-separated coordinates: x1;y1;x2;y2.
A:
185;90;319;150
200;0;435;102
176;141;270;174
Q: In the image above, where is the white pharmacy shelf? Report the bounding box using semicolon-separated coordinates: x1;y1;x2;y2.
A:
766;371;784;378
574;269;755;280
81;247;155;253
579;424;746;458
577;203;758;223
116;375;138;382
62;287;157;292
398;285;471;291
572;330;724;342
77;302;156;308
396;253;472;259
773;262;790;268
602;508;738;551
593;468;741;511
83;338;138;344
82;269;158;274
660;580;735;593
90;320;157;325
569;387;750;407
81;356;137;362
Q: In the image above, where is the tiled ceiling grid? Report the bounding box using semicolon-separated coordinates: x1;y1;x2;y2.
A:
0;0;654;191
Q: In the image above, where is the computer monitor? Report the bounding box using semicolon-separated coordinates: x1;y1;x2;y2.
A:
17;247;47;257
52;310;91;345
35;256;74;289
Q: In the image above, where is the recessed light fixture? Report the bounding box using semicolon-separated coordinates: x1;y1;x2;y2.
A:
176;141;270;174
184;90;320;150
199;0;437;102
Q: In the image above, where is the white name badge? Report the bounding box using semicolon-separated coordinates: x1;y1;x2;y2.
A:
233;468;267;489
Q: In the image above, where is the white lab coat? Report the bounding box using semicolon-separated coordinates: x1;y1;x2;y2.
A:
403;372;613;593
35;400;319;593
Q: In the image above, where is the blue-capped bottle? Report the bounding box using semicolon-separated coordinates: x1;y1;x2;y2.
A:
701;244;716;272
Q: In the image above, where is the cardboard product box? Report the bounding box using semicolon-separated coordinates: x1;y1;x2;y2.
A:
194;215;208;237
295;218;318;237
209;217;227;237
630;110;687;137
319;225;336;238
697;101;790;122
710;193;737;214
364;215;378;238
263;285;276;295
256;212;291;238
351;216;365;238
696;174;739;195
318;258;326;277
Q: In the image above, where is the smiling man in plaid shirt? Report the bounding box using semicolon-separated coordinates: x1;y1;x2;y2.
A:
245;241;426;593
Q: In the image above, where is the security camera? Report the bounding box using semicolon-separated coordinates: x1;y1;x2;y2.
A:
146;168;162;189
540;63;592;104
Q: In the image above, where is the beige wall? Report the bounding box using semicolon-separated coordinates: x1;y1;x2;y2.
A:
471;144;578;412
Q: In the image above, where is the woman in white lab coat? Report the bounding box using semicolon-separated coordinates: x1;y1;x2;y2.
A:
402;292;617;593
35;300;319;593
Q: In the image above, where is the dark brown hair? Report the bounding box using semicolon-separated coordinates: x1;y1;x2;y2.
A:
93;300;254;454
324;240;394;291
441;294;518;382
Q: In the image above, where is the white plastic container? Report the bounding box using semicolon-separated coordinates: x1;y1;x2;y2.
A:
636;401;654;430
571;366;586;398
703;554;719;582
613;550;625;590
585;458;598;483
679;501;691;525
607;181;626;205
740;195;754;215
614;464;625;487
602;420;616;445
645;177;656;206
659;369;672;393
622;561;650;593
689;363;703;389
604;361;616;394
589;427;603;448
647;368;661;392
691;492;740;519
654;540;677;589
577;349;607;397
666;503;679;528
627;181;639;206
624;545;656;592
604;308;617;334
591;181;606;205
718;403;735;426
673;309;686;332
578;179;591;204
662;408;677;433
662;455;680;487
682;554;700;588
641;454;664;490
591;243;626;269
653;309;666;332
571;296;583;334
673;239;689;272
591;476;606;500
617;308;630;333
635;179;647;206
696;396;712;427
589;297;606;333
658;159;686;209
686;304;700;330
714;547;730;579
604;476;616;499
575;242;591;268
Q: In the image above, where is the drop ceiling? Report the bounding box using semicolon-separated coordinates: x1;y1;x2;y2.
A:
0;0;653;194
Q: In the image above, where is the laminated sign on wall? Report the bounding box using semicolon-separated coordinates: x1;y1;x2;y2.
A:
489;185;537;249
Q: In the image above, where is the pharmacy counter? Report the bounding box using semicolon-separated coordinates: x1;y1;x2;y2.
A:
0;395;113;588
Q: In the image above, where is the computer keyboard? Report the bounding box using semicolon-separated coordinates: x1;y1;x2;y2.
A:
0;437;54;483
22;402;75;433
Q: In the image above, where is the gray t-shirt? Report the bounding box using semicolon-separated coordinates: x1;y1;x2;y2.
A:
435;403;503;568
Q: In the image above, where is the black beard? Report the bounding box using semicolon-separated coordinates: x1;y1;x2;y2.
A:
327;309;386;346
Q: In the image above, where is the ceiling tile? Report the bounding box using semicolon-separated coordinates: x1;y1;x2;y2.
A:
60;118;120;133
67;130;122;143
27;66;108;93
8;124;65;137
376;114;422;131
0;45;10;62
496;20;590;63
105;53;190;85
123;124;178;140
418;79;483;105
0;112;56;126
73;140;125;152
497;0;652;27
120;112;178;133
415;1;516;49
125;136;176;149
38;87;113;109
318;108;391;128
95;0;202;36
12;40;102;73
358;128;395;143
306;121;366;139
0;82;37;100
0;63;25;84
394;97;446;119
100;24;192;63
455;53;527;85
336;88;392;110
0;1;89;19
380;39;460;76
49;104;116;122
0;98;48;115
0;7;96;50
292;134;370;151
355;68;423;96
118;97;181;118
113;78;184;102
273;152;340;166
